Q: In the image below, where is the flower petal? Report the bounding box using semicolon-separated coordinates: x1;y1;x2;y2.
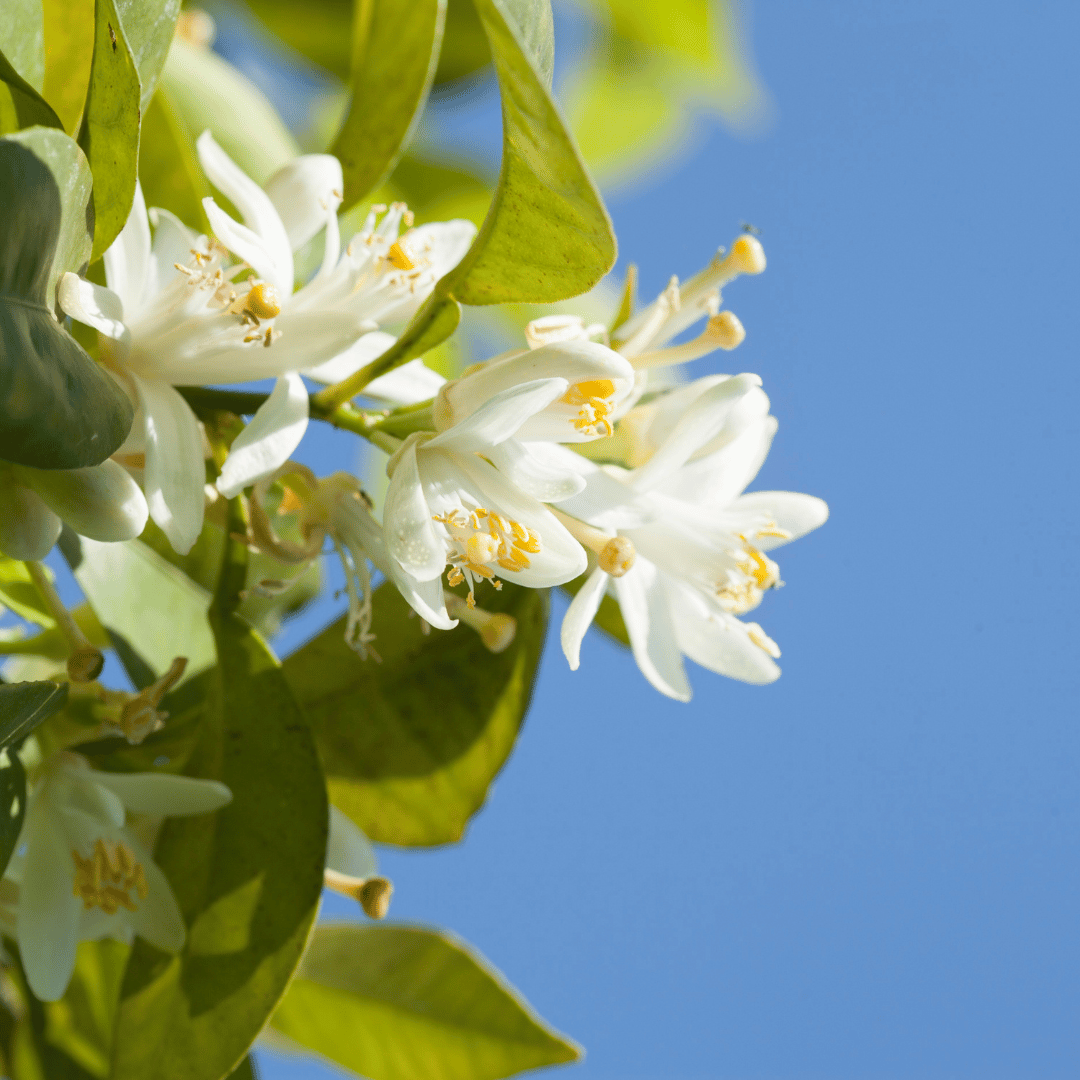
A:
103;182;152;318
217;373;309;498
134;375;205;555
18;802;81;1001
665;415;778;508
561;565;607;670
197;131;293;293
427;378;569;452
304;331;397;386
387;558;457;630
383;435;445;581
148;206;201;289
612;559;691;702
486;439;587;502
0;472;61;560
57;272;129;342
326;805;377;879
124;833;186;953
263;154;344;250
92;771;232;816
15;460;148;542
729;491;830;551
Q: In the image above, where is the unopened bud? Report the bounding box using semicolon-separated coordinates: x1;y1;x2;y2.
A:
67;646;104;683
706;311;746;350
598;536;635;577
358;876;394;919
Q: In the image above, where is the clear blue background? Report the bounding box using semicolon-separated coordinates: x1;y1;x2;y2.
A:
247;2;1080;1076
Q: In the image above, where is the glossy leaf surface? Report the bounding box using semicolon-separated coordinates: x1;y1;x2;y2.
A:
271;923;580;1080
284;581;547;847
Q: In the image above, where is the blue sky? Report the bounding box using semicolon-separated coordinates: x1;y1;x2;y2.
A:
244;1;1080;1076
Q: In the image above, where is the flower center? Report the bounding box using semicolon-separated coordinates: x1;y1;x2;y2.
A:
433;507;542;606
716;541;782;615
562;379;617;437
72;839;149;914
387;241;414;271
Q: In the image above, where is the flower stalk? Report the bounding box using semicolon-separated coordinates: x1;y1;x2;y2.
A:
25;562;104;682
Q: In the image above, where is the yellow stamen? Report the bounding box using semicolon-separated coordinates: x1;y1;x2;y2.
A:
387;242;414;271
562;378;618;437
244;282;282;320
71;839;148;914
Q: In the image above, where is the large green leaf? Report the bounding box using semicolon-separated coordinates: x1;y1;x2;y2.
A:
111;613;327;1080
0;734;28;875
272;923;580;1080
0;0;46;93
138;86;210;232
161;35;298;186
0;679;68;749
77;0;142;260
0;127;134;469
41;0;94;134
0;45;62;134
333;0;446;211
114;0;180;111
283;580;547;847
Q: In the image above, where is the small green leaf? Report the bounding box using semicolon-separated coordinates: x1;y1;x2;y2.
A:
0;680;68;749
333;0;446;210
0;127;135;469
111;614;327;1080
66;537;216;689
138;87;210;233
0;0;46;93
113;0;180;111
283;581;546;847
77;0;142;260
0;734;28;876
161;35;298;186
0;46;63;134
272;923;581;1080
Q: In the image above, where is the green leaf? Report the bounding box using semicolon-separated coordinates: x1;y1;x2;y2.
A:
240;0;353;80
0;556;53;627
0;680;68;749
284;580;547;847
435;0;491;83
138;86;210;232
333;0;446;211
0;736;27;876
111;614;327;1080
390;151;492;229
77;0;142;260
443;0;612;305
0;127;134;469
113;0;180;111
161;35;298;186
226;1057;258;1080
272;923;581;1080
0;46;63;134
41;0;95;135
65;536;216;689
0;0;46;93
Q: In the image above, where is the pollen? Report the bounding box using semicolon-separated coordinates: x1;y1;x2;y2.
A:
433;506;542;605
387;242;414;271
244;282;282;320
72;839;149;914
563;379;618;437
727;235;766;275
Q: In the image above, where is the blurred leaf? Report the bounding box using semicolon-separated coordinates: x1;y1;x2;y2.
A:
271;923;581;1080
0;680;68;750
67;537;216;689
40;939;129;1079
226;1058;257;1080
0;604;110;660
138;86;211;231
114;0;180;111
0;0;46;92
333;0;446;211
0;557;53;626
161;35;298;185
77;0;142;260
0;733;27;875
41;0;94;134
112;614;327;1080
240;0;353;80
434;0;490;83
0;128;135;469
284;580;546;847
0;46;62;134
442;0;613;305
610;260;635;332
390;152;492;228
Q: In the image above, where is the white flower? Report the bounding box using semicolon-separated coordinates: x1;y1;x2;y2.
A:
557;374;828;701
0;460;148;561
5;752;231;1001
384;380;589;617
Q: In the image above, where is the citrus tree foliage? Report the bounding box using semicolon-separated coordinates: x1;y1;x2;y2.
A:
0;1;818;1079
